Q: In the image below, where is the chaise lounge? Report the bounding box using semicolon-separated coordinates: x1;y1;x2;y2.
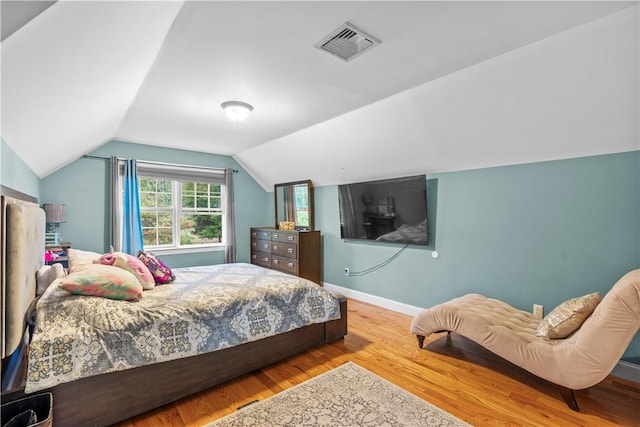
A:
410;269;640;411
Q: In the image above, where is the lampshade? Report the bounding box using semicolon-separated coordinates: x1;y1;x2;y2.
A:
43;204;66;223
221;101;253;122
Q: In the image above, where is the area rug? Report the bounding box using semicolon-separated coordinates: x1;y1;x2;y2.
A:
205;361;470;426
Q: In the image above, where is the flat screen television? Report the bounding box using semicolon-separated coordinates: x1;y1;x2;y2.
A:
338;174;428;245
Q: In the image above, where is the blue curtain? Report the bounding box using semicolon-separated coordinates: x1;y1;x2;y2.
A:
123;159;144;255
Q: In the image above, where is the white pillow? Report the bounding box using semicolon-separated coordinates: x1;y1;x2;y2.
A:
67;248;102;273
36;263;66;295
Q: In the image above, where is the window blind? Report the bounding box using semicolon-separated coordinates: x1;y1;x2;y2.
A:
134;161;227;185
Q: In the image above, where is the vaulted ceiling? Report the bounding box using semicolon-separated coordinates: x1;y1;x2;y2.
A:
2;1;638;189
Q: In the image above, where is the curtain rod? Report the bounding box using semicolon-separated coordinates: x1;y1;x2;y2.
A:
81;155;239;173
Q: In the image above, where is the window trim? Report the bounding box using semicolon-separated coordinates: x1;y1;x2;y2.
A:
148;244;225;256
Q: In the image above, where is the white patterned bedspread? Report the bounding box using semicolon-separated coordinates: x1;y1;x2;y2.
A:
26;263;341;392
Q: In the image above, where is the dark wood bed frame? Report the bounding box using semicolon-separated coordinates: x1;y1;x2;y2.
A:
0;185;348;427
2;300;346;427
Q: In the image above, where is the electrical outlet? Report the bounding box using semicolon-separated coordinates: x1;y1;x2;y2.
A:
344;267;349;275
533;304;544;319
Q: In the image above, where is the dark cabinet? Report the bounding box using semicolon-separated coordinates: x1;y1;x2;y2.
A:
250;227;321;284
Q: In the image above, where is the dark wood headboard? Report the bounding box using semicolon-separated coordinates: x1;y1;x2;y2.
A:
0;185;37;203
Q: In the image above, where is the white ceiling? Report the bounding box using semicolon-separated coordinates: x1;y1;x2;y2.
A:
0;1;56;41
2;1;638;189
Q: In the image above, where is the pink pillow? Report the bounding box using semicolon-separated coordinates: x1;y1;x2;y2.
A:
60;264;143;301
96;252;155;290
137;250;175;284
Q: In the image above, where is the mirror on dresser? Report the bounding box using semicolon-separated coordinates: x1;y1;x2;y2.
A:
274;180;314;230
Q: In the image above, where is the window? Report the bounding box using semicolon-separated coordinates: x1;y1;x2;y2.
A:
112;159;233;256
180;181;223;245
139;178;224;249
294;184;309;226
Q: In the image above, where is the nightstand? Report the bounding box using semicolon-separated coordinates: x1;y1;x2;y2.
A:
45;242;71;268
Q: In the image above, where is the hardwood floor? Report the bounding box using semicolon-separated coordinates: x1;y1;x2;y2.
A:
114;299;640;427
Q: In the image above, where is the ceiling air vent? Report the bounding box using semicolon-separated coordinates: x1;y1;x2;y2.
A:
315;22;381;62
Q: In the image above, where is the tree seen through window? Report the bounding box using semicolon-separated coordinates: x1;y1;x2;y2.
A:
139;178;222;248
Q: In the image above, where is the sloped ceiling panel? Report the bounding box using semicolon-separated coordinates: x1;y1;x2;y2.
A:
1;1;637;183
235;6;639;190
1;1;183;177
1;1;56;41
114;1;634;157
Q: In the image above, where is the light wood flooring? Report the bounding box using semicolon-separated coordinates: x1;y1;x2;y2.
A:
114;298;640;427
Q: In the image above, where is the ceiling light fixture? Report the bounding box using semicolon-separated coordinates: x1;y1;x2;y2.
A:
221;101;254;123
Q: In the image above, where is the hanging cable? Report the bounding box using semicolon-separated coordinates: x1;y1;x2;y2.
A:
345;244;409;276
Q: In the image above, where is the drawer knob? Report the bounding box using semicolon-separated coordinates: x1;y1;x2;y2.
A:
264;257;269;262
273;234;279;239
252;254;256;259
287;248;293;253
287;262;294;268
264;244;269;249
274;259;279;264
273;245;278;250
287;236;294;241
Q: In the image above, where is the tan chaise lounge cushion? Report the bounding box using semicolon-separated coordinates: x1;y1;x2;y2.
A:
410;269;640;390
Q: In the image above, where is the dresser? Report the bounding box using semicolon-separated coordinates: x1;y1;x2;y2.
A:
250;227;321;284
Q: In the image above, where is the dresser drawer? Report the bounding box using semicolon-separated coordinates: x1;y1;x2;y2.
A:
271;241;297;259
251;251;272;268
251;229;272;240
271;232;297;244
271;255;298;275
251;239;272;253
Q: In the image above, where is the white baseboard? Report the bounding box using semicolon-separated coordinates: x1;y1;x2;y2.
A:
322;281;423;316
323;281;639;384
611;360;640;383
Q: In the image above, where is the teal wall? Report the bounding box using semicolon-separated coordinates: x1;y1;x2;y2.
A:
318;151;640;360
30;144;640;361
39;140;270;266
1;138;40;200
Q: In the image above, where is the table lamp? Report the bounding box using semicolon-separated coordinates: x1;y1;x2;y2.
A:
43;204;66;245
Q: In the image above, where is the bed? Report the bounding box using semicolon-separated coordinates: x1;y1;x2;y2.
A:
0;188;348;427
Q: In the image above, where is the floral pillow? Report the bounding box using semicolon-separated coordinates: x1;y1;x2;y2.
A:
59;264;143;301
137;250;175;284
95;252;155;290
536;292;601;339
